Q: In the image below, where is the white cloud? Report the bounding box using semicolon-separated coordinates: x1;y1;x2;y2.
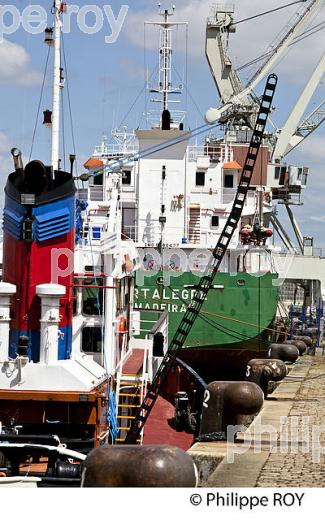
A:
0;132;12;168
0;39;42;86
294;133;325;164
310;215;325;222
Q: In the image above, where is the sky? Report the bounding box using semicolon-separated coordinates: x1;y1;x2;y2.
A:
0;0;325;250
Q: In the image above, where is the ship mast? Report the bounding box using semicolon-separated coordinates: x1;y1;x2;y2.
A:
51;0;63;172
146;5;186;128
160;6;174;112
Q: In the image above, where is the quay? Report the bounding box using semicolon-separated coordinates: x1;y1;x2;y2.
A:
189;353;325;487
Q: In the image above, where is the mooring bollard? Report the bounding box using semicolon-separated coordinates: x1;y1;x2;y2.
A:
82;445;198;487
284;339;307;356
293;335;313;348
245;359;287;397
198;381;264;441
268;343;299;363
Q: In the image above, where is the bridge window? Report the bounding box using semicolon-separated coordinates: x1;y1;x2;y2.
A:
94;173;103;186
196;171;205;186
82;278;103;316
82;327;102;353
122;170;131;185
211;216;219;228
224;174;234;188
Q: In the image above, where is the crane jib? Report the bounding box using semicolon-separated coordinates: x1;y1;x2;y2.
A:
125;73;278;445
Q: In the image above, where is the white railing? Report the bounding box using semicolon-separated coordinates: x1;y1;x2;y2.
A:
188;146;206;162
122;225;138;242
89;186;104;202
93;144;139;157
76;186;105;202
188;143;233;163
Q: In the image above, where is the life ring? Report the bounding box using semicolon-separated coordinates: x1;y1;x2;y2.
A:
118;316;127;349
123;254;133;273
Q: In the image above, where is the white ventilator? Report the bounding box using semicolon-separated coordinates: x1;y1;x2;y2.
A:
0;282;16;361
36;283;66;364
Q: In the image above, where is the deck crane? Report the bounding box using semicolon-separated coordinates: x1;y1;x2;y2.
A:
292;99;325;152
125;74;278;445
271;49;325;253
205;5;255;127
272;51;325;161
205;0;323;125
204;1;324;258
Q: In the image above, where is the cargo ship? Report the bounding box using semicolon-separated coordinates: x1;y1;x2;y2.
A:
88;5;313;381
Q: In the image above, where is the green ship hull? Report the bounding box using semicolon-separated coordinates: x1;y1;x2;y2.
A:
135;271;278;380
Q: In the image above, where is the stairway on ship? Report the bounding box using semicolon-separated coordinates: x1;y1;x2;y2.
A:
116;347;193;450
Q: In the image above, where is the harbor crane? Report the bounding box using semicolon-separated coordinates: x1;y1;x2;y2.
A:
205;0;324;125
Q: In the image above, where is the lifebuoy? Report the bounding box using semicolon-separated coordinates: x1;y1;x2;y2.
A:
123;254;133;273
118;316;127;350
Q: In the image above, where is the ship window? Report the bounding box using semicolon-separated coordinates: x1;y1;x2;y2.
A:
122;170;131;185
211;216;219;227
82;327;102;353
94;173;103;186
301;170;308;186
274;166;280;180
82;278;103;316
304;237;313;247
279;167;287;185
196;171;205;186
224;174;234;188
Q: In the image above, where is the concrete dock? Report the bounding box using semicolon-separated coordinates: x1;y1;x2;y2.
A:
189;353;325;487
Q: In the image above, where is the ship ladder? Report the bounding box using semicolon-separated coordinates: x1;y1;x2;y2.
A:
116;374;147;444
125;74;278;444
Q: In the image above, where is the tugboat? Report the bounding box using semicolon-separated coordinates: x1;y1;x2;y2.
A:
0;1;141;483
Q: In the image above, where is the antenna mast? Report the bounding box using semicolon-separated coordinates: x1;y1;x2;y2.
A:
51;0;63;172
146;4;187;127
159;5;175;111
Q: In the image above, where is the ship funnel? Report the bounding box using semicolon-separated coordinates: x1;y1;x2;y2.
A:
24;160;49;195
11;148;23;171
162;109;171;130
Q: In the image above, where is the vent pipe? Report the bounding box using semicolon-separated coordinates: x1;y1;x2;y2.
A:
36;283;65;364
0;282;16;361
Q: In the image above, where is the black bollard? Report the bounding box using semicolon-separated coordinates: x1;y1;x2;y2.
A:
82;445;198;487
293;335;313;348
284;339;307;356
246;359;287;397
199;381;264;441
268;343;299;363
305;327;318;339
